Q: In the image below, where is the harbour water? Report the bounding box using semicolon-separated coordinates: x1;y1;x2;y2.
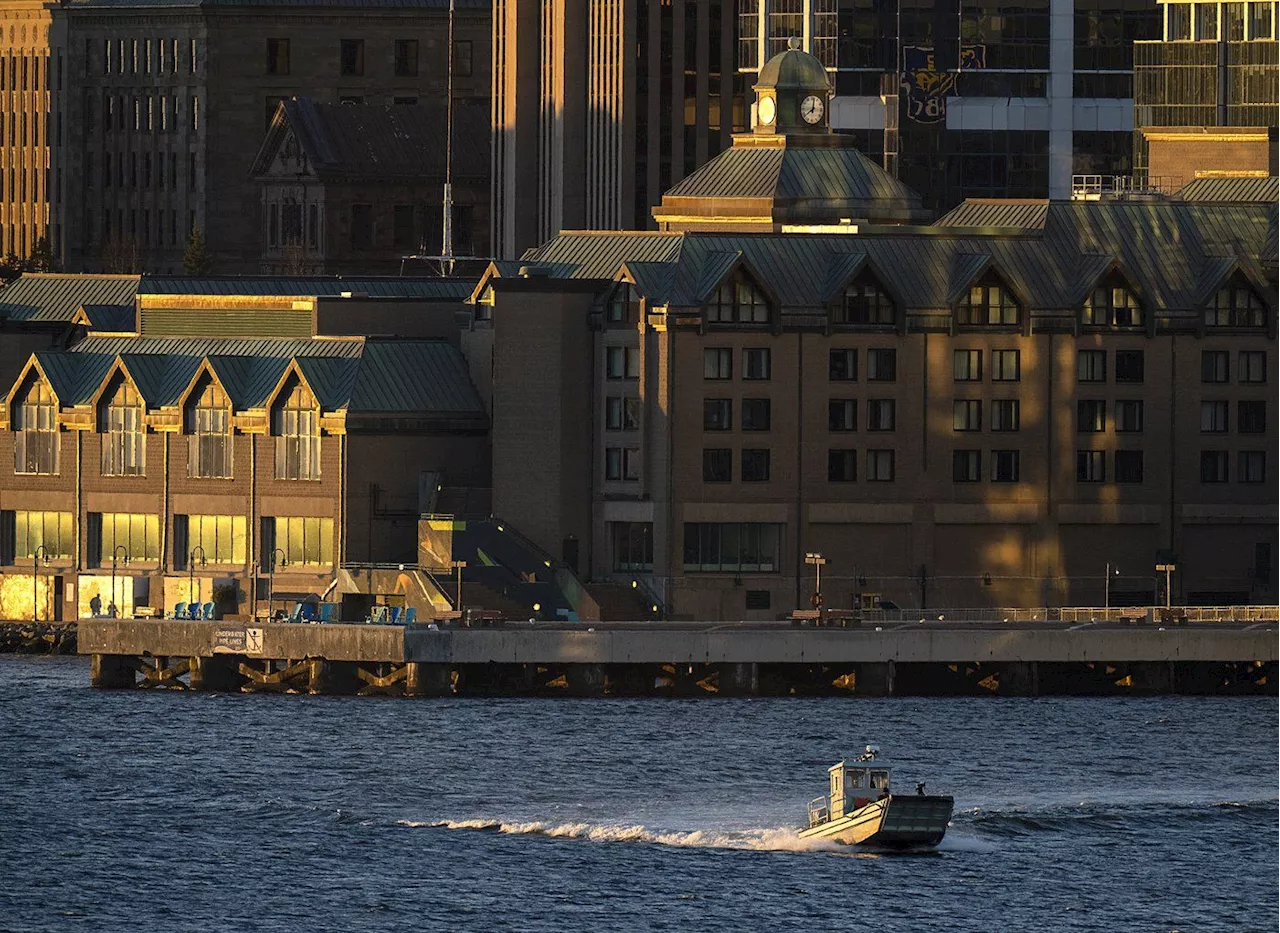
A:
1;656;1275;932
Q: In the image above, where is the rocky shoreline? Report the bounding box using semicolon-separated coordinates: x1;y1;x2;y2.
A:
0;621;78;654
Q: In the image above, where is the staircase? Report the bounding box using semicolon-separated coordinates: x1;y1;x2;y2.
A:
586;582;660;622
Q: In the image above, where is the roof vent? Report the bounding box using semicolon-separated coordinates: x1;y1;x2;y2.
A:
339;291;370;299
518;265;550;278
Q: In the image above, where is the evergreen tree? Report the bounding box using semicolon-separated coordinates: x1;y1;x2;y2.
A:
28;235;54;273
183;224;212;275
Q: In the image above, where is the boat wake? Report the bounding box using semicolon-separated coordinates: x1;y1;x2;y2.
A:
396;818;842;853
953;797;1277;838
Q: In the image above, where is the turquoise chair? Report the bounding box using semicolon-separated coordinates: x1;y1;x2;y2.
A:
388;606;402;625
403;607;417;626
319;603;337;623
172;602;187;620
201;602;216;620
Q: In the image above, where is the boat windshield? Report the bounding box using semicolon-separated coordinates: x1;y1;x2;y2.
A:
870;770;890;790
845;768;865;789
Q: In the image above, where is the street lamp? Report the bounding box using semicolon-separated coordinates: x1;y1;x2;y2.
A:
269;548;287;621
1155;562;1176;610
1104;562;1120;610
111;545;131;618
188;546;207;618
805;552;827;609
32;544;49;622
451;559;467;614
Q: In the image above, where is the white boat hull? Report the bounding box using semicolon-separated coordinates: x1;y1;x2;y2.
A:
799;794;954;849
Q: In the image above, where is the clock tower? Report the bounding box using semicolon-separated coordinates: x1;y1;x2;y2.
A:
751;37;831;136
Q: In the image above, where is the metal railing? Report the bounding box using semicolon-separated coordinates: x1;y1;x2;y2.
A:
859;605;1278;624
1070;174;1178;199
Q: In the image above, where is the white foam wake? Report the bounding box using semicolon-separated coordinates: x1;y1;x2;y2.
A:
395;818;841;853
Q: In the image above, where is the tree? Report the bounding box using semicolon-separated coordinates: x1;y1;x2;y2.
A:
28;235;55;273
183;224;212;275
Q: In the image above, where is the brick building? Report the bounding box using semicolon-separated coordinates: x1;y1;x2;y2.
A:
467;47;1278;619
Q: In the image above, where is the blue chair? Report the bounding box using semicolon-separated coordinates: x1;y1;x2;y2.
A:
388;606;402;625
203;602;216;620
289;602;304;623
301;603;317;623
318;603;337;623
171;602;187;620
403;607;417;626
187;603;201;620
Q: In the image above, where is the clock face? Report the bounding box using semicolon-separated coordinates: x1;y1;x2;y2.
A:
800;95;825;124
757;95;776;126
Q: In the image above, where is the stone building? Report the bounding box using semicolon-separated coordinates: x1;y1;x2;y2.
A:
468;46;1278;619
0;0;490;273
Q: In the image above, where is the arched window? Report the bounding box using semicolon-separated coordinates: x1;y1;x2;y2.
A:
1083;277;1143;328
837;274;895;325
1206;276;1266;328
186;377;231;479
14;375;57;475
709;274;770;325
273;377;319;481
957;273;1020;326
100;375;144;476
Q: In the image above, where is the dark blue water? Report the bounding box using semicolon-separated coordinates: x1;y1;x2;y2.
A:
1;656;1275;932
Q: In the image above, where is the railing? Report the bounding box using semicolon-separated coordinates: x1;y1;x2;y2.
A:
860;605;1278;624
808;796;830;828
1070;174;1178;200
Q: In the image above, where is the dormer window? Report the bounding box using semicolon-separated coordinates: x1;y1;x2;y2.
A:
957;274;1020;326
100;375;144;477
709;274;770;325
273;377;320;481
13;376;57;476
606;283;638;324
1083;278;1143;328
1206;276;1266;328
187;377;231;479
837;275;895;326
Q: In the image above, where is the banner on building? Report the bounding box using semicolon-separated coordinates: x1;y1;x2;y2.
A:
901;46;986;124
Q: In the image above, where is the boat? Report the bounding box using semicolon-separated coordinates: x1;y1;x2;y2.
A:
797;746;954;849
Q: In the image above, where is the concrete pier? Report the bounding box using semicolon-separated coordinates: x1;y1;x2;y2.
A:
77;618;1279;697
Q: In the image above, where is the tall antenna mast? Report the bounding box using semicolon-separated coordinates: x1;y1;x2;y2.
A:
441;0;456;275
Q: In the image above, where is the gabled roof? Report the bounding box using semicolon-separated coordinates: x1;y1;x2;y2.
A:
349;340;485;415
75;303;137;332
31;351;116;406
0;274;140;324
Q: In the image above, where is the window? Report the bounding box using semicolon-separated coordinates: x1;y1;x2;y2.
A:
953;400;981;432
867;349;896;381
14;377;57;475
1200;401;1229;433
1200;450;1228;483
1115;350;1144;384
867;449;895;481
829;399;856;432
1238;401;1265;434
100;378;144;477
829;349;856;381
605;447;641;481
709;275;770;325
1115;450;1144;483
993;450;1021;482
101;513;161;562
703;448;732;482
392;205;415;249
742;348;771;380
612;522;653;572
1076;450;1105;482
838;276;894;325
741;448;770;481
1206;280;1266;328
606;346;640;379
340;39;365;76
351;204;372;249
953;450;981;482
954;350;982;381
1239;451;1266;484
13;511;73;560
608;396;642;431
1083;282;1143;328
1240;351;1266;384
1250;1;1274;38
867;399;895;431
704;348;732;380
703;398;732;431
828;449;856;482
741;398;771;431
1078;350;1106;383
266;38;290;74
191;95;199;133
395;39;419;77
1078;400;1106;433
453;39;474;75
275;516;334;566
606;283;637;323
957;276;1019;326
187;380;232;479
990;399;1020;432
273;380;320;481
1115;400;1144;433
1200;350;1229;385
682;522;782;572
991;350;1020;382
186;514;247;565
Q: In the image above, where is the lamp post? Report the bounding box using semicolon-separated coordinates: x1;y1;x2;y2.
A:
805;552;826;609
188;546;207;618
1104;562;1120;610
111;545;130;618
1155;562;1176;610
451;560;467;614
32;544;49;622
269;548;287;621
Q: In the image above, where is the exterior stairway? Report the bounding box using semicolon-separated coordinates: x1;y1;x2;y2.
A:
585;582;661;622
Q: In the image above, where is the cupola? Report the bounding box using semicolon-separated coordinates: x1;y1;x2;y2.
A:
752;37;831;136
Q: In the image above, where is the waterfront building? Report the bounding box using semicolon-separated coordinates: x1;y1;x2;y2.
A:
469;44;1278;619
0;273;488;621
0;0;490;272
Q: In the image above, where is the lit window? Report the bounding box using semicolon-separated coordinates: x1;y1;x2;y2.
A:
273;379;320;481
14;510;73;559
1083;280;1143;328
273;516;334;566
14;376;57;475
957;275;1020;326
100;377;145;477
1206;279;1266;328
709;274;769;325
187;379;232;479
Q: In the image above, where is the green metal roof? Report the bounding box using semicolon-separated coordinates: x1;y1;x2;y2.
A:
139;275;476;300
349;340;485;415
1176;177;1279;204
935;200;1051;230
0;274;140;324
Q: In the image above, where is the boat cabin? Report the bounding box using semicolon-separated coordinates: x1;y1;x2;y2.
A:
808;748;892;826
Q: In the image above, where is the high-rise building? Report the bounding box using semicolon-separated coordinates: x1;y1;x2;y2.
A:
736;0;1163;209
490;0;747;259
